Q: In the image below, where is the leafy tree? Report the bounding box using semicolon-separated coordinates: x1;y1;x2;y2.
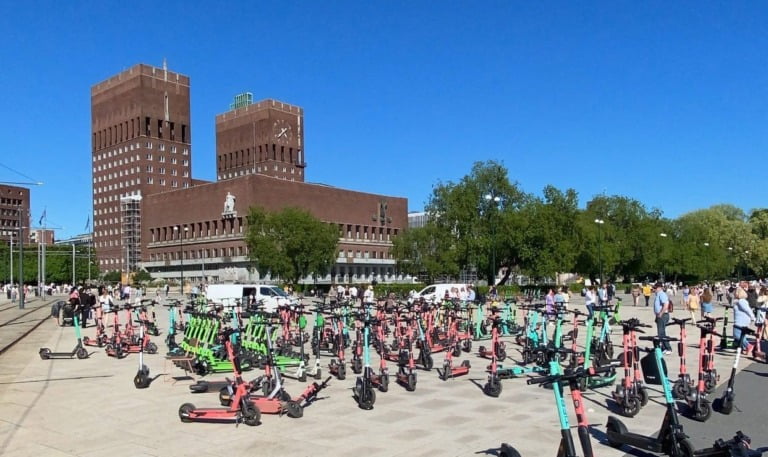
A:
133;269;152;284
245;206;338;284
426;161;528;284
392;224;458;283
103;270;121;282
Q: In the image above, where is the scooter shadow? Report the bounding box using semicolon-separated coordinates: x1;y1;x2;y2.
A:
468;378;487;392
474;447;501;456
589;425;659;457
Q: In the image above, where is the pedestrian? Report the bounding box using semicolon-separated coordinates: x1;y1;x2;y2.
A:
701;287;714;319
348;284;358;306
631;283;640;306
757;287;768;340
642;282;652;307
687;286;700;323
732;287;755;351
653;282;673;354
584;285;597;320
363;285;374;305
467;285;476;302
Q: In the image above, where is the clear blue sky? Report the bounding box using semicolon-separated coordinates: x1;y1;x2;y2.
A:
1;2;767;239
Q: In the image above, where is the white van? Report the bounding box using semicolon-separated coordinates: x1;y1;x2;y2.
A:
408;283;471;304
205;284;296;312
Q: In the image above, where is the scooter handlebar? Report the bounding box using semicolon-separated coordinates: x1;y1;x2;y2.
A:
638;336;679;342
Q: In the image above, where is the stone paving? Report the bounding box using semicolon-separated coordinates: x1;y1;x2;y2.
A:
0;292;764;457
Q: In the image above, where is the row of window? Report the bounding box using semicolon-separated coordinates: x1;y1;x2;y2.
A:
0;198;24;206
338;250;393;260
93;117;188;150
150;217;245;243
218;145;299;170
339;224;398;241
93;190;141;208
149;246;246;262
218;165;302;181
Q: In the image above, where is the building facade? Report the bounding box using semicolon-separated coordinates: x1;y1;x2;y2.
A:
0;184;30;244
216;95;306;182
91;63;192;272
141;175;407;284
91;63;408;284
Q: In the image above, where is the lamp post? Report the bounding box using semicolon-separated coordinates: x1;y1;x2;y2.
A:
175;226;188;296
595;219;605;284
702;242;710;281
17;206;24;309
484;193;502;286
743;250;750;281
659;232;668;282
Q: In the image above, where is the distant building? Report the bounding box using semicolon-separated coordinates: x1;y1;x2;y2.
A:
408;211;428;228
29;229;55;245
55;233;93;247
0;184;30;244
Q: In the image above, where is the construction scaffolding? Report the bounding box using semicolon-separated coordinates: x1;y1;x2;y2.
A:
121;195;142;273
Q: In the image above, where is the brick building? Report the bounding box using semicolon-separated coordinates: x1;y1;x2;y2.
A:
91;63;408;284
141;175;407;284
90;63;192;273
0;184;30;244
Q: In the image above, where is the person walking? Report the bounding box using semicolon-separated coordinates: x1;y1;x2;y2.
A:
642;282;652;307
701;287;714;318
584;285;597;320
653;282;673;354
687;286;700;323
631;284;641;306
732;287;755;351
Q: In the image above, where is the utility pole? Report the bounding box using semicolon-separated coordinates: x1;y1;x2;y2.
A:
17;206;24;309
72;243;76;286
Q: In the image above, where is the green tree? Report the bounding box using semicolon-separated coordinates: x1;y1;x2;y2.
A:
391;224;458;283
245;206;338;284
426;161;528;284
133;269;153;284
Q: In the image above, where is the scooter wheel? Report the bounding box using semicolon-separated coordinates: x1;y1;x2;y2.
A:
179;403;195;422
152;328;160;337
715;394;734;415
496;348;507;361
83;336;91;344
622;397;641;418
146;342;158;354
678;438;695;457
406;373;417;392
314;368;322;380
452;345;461;357
379;373;389;392
352;358;362;374
357;387;376;410
638;386;649;407
693;398;712;422
462;340;472;352
76;347;89;359
134;371;150;389
483;378;502;398
606;418;628;448
189;382;209;393
672;380;689;400
704;373;717;393
286;400;304;418
298;371;307;382
39;348;51;360
242;403;261;426
499;443;522;457
337;363;346;380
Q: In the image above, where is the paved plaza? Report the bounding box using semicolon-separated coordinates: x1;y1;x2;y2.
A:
0;292;766;457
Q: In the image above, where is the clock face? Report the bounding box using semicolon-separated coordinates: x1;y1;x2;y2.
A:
273;119;292;144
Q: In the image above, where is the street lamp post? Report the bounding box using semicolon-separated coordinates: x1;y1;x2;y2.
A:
702;242;710;281
660;233;668;282
17;206;24;309
175;226;188;296
484;193;502;286
595;219;605;284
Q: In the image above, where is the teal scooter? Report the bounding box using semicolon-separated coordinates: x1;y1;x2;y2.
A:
39;315;89;360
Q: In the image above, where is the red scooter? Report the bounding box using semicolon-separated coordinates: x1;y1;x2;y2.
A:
178;330;261;426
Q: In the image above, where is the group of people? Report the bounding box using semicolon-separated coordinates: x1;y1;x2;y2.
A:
651;279;768;354
333;283;376;305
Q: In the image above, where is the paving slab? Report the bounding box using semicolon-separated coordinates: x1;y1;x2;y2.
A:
0;292;764;457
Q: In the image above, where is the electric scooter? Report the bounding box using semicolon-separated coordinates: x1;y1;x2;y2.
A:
134;320;151;389
612;318;650;417
353;313;379;410
713;325;754;415
39;315;89;360
684;320;719;422
606;335;695;456
327;313;347;380
178;330;262;426
668;317;693;399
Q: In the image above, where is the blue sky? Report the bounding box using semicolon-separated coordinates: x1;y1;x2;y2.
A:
1;2;767;239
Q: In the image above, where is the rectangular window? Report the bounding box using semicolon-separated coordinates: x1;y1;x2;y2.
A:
181;124;187;143
157;119;163;139
145;117;151;136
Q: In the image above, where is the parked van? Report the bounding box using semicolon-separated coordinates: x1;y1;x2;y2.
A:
408;283;471;304
205;284;296;312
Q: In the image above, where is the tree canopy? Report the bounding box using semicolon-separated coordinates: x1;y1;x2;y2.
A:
245;206;338;284
395;160;768;284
